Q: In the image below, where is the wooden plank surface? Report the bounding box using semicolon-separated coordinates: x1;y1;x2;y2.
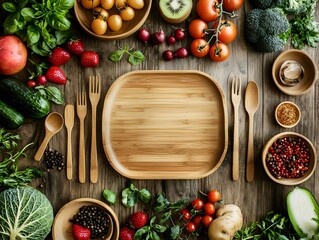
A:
9;0;319;239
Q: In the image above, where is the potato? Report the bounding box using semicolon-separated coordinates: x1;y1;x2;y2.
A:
208;204;243;240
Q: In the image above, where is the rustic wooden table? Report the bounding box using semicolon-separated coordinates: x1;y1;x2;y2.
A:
15;1;318;239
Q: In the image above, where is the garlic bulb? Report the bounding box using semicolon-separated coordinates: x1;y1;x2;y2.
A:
279;60;304;86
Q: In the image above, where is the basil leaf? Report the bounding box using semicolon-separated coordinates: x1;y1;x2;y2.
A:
122;187;138;207
27;25;40;44
168;225;180;240
102;189;116;205
3;12;24;34
19;0;29;9
128;50;145;65
160;211;171;224
150;216;156;226
154;193;170;213
2;2;17;13
109;50;125;62
150;230;160;240
48;12;71;30
170;198;188;211
45;86;64;104
129;183;139;191
55;0;74;10
138;189;151;203
134;226;151;240
153;224;167;233
55;30;72;45
21;7;35;21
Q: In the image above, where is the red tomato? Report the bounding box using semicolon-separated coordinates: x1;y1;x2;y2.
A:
196;0;220;22
207;190;221;203
180;209;191;221
202;215;213;228
223;0;244;11
213;20;237;44
188;19;208;39
190;39;210;58
192;215;203;227
191;198;205;210
186;222;197;233
209;43;230;62
204;202;216;215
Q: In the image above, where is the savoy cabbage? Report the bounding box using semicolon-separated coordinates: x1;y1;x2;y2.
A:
0;187;54;240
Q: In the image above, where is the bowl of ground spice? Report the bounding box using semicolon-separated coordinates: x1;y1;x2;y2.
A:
275;101;301;128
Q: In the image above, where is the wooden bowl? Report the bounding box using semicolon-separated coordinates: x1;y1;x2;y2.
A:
262;132;317;185
275;101;301;128
52;198;120;240
74;0;152;40
272;49;318;95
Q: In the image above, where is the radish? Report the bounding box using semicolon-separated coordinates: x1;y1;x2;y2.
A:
152;29;165;45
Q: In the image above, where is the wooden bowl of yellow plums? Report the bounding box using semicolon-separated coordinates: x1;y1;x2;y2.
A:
74;0;152;40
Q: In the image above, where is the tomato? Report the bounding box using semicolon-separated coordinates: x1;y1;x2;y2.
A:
204;202;216;215
207;190;221;203
108;15;123;31
94;7;109;20
180;209;191;221
27;80;37;88
188;19;208;39
190;39;210;58
91;18;107;35
196;0;220;22
209;43;230;62
101;0;114;9
213;20;237;44
223;0;244;11
81;0;100;9
116;0;126;8
191;198;204;210
192;215;203;227
186;222;197;233
202;215;213;228
128;0;144;9
120;6;135;21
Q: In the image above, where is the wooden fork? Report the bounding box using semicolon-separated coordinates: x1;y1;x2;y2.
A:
76;85;87;184
231;75;241;181
89;74;101;183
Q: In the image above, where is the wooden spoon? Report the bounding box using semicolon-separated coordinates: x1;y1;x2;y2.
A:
34;112;64;161
244;81;259;182
105;213;114;240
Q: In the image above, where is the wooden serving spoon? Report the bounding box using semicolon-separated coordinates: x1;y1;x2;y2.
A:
245;81;259;182
34;112;64;161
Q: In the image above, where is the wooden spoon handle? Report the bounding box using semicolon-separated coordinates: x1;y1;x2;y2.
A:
34;133;52;161
90;107;98;183
232;108;239;181
246;115;254;182
79;119;85;183
67;129;72;180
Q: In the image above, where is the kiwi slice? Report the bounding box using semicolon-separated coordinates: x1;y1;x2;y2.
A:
159;0;192;24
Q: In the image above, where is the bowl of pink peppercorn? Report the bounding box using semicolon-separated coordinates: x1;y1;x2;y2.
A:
262;132;317;185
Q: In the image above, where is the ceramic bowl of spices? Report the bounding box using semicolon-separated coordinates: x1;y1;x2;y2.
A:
272;49;318;95
52;198;120;240
262;132;317;185
275;101;301;128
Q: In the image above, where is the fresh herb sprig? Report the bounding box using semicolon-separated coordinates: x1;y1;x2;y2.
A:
121;183;151;207
109;44;145;65
35;85;64;105
0;128;20;151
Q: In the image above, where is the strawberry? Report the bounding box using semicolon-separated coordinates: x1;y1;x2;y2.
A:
80;51;99;67
129;211;148;229
48;47;70;66
45;66;66;84
65;38;85;56
72;224;91;240
119;226;135;240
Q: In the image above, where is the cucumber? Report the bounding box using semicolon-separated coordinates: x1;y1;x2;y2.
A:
0;76;50;118
0;98;24;129
287;187;319;239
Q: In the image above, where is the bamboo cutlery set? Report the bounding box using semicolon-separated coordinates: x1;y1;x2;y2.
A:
231;75;259;182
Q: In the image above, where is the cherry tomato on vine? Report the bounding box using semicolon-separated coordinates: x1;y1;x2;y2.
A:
191;198;205;210
223;0;244;11
81;0;100;9
213;20;237;44
204;202;216;215
190;39;210;58
186;222;197;233
180;209;191;221
208;190;221;203
188;19;208;39
202;215;213;228
120;6;135;21
108;15;123;31
192;215;203;227
209;43;230;62
127;0;144;9
196;0;220;22
91;18;107;35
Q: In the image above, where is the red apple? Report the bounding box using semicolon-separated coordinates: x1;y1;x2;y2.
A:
0;35;28;75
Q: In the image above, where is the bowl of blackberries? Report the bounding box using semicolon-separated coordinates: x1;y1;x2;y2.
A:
52;198;120;240
262;132;317;186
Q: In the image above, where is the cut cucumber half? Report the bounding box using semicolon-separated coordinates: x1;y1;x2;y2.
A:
287;187;319;239
159;0;192;24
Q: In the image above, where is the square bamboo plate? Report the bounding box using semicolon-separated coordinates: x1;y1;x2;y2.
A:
102;70;228;179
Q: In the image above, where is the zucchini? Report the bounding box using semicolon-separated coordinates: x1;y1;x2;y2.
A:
0;98;24;129
0;76;50;118
287;187;319;239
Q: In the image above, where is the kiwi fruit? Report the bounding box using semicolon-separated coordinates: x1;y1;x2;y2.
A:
159;0;192;24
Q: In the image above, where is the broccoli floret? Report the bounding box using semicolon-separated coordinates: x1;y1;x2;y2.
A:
249;0;283;9
245;8;290;52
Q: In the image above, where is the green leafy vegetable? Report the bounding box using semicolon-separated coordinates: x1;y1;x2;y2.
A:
134;217;167;240
0;128;20;151
121;183;151;207
103;189;117;205
0;187;54;240
35;85;64;105
109;45;145;65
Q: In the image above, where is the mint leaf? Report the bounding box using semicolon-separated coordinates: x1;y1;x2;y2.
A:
102;189;116;205
128;50;145;65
